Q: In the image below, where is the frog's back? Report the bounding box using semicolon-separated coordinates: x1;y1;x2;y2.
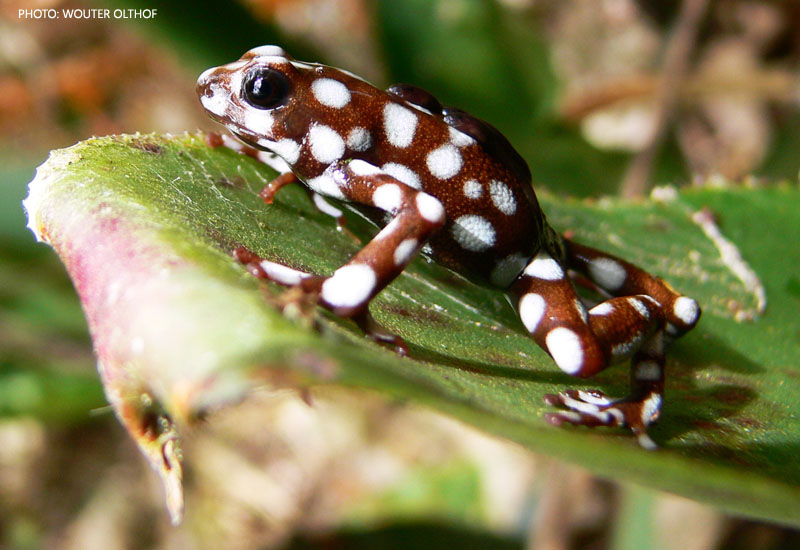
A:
361;93;545;287
301;65;545;287
198;47;545;287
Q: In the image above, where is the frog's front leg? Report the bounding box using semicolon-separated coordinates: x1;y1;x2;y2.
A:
238;159;445;342
513;245;698;448
209;134;352;230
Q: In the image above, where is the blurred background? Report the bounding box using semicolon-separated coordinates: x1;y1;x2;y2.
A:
1;0;800;548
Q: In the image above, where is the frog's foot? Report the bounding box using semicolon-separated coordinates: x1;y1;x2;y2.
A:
234;246;323;314
234;246;319;290
543;389;661;449
257;172;357;240
233;246;408;356
352;310;409;356
259;172;298;204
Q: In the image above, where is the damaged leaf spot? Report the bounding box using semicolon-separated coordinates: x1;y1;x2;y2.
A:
129;138;163;155
691;206;766;321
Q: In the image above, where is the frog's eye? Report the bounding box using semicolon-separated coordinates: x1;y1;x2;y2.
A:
243;68;290;109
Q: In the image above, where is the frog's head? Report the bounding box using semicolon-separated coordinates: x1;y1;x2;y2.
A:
197;45;316;157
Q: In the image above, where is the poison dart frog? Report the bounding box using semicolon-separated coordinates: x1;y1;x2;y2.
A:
197;46;700;448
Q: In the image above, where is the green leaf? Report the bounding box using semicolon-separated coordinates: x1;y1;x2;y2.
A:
24;133;800;525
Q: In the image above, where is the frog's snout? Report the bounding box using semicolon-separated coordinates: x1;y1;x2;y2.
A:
196;66;220;100
197;66;217;92
196;66;229;119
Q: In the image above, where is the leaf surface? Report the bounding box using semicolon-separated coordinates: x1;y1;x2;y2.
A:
24;133;800;525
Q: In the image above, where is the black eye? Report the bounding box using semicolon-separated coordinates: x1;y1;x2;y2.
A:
243;68;289;109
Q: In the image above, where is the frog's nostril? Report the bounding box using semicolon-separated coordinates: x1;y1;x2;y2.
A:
196;73;229;117
197;67;216;88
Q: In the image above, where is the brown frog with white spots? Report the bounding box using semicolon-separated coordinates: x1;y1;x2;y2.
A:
197;45;701;448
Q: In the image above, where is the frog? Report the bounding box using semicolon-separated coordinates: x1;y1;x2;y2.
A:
196;45;701;448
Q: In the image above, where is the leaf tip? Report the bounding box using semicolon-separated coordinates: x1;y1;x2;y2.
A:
105;377;186;525
23;164;51;243
23;147;85;244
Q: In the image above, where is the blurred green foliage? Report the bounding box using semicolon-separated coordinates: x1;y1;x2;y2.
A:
0;160;105;424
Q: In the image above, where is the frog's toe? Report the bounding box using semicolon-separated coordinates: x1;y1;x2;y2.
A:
233;246;327;316
353;310;409;356
543;390;625;427
542;389;661;450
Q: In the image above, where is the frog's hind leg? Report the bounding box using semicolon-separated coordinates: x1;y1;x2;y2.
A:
512;248;694;448
563;239;700;339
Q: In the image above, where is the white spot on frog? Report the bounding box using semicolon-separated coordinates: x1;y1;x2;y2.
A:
374;217;401;241
258;259;310;285
199;82;229;117
611;333;643;359
372;183;403;212
463;179;482;199
640;393;662;425
673;296;699;325
242;109;275;139
312;78;351;108
449;126;476;147
589;302;615;316
627;297;650;319
489;180;516;215
426;143;462;180
524;251;564;280
394;238;419;266
416;193;445;224
262;138;300;164
383;103;418;148
588;257;627;291
575;298;589;323
321;264;376;309
309;124;345;164
519;293;546;333
546;327;584;374
347;127;372;151
382;162;422;190
312;193;343;219
635;360;662;381
307;172;345;199
254;149;291;174
248;45;288;58
451;215;496;252
349;159;381;176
